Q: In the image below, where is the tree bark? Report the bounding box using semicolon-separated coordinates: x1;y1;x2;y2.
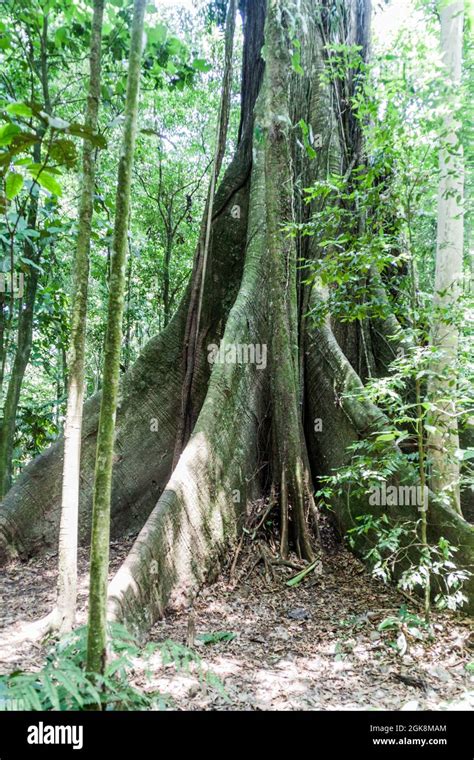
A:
86;0;146;677
0;184;40;497
55;0;105;635
264;0;314;560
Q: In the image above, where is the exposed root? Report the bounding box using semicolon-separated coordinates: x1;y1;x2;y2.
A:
0;611;56;650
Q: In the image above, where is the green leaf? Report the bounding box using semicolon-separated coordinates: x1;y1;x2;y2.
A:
67;123;106;148
166;36;183;56
298;118;317;159
5;172;23;200
378;616;399;631
40;672;60;711
54;27;67;48
5;103;33;118
291;49;304;76
192;58;211;72
0;123;21;147
374;432;398;442
54;670;84;708
23;682;43;711
286;560;318;587
0;133;38;165
298;118;309;137
19;257;44;272
147;23;167;45
34;171;62;196
50;138;77;166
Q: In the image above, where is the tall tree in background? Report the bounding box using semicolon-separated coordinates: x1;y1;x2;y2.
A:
55;0;105;633
0;178;41;497
428;0;465;514
86;0;146;676
0;6;53;497
173;0;237;463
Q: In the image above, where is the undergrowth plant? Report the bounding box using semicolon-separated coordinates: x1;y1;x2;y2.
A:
0;623;226;711
301;37;474;623
377;605;432;656
315;342;472;619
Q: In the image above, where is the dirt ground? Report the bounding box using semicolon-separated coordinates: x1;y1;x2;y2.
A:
1;536;472;711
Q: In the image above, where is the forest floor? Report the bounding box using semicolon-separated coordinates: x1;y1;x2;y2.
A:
0;538;473;711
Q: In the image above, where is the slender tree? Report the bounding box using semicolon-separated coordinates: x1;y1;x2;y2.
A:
55;0;105;633
0;8;52;498
86;0;146;676
0;181;41;496
428;0;465;514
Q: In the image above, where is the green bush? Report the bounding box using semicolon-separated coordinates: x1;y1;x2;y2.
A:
0;623;224;711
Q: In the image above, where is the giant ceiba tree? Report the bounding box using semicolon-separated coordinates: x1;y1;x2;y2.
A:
0;0;472;630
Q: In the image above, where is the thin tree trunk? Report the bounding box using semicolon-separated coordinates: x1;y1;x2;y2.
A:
163;240;172;327
0;186;40;497
86;0;146;677
0;294;6;399
55;0;105;634
428;0;464;515
0;8;53;498
124;251;132;368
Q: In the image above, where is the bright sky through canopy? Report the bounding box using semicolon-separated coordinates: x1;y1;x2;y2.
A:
154;0;415;41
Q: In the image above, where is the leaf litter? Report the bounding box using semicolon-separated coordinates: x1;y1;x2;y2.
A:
0;536;472;711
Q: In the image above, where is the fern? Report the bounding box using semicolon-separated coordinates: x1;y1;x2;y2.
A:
0;623;226;711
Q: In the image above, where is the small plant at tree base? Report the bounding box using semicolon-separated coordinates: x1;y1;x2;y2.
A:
316;344;472;621
315;344;472;620
0;623;225;711
346;513;470;613
313;319;472;621
377;605;432;656
195;631;236;645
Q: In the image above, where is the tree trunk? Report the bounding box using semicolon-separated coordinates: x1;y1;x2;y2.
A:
55;0;105;635
86;0;147;676
0;10;54;498
0;186;40;497
0;119;252;565
264;0;314;561
162;240;171;328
